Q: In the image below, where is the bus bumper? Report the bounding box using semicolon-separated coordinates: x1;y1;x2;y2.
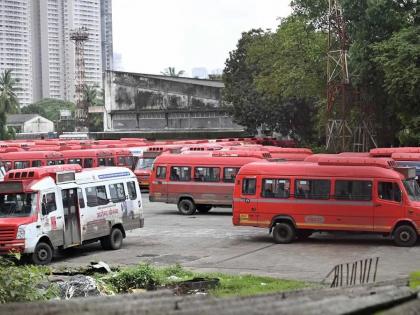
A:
0;240;25;254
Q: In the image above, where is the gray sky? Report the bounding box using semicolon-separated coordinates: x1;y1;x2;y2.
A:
112;0;292;76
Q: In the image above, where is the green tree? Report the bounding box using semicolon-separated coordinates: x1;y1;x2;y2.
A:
0;69;20;139
161;67;185;77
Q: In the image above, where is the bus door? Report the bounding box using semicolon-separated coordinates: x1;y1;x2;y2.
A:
237;177;259;225
61;188;81;247
40;190;64;245
374;180;405;232
153;165;168;202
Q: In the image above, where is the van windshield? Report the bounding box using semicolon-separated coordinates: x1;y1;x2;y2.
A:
0;193;37;217
135;158;154;170
403;179;420;202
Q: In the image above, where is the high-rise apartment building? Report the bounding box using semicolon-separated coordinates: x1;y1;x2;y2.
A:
0;0;33;105
0;0;112;106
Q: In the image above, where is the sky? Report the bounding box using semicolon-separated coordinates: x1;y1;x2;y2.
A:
112;0;292;77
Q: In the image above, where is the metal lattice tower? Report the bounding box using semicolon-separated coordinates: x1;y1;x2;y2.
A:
325;0;376;152
70;27;89;131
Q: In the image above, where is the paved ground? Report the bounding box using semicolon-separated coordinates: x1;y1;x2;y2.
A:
52;193;420;283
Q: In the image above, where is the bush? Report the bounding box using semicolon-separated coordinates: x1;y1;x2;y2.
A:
0;256;57;304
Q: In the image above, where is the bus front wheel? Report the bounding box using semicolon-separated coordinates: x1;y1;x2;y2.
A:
178;199;196;215
273;222;296;244
31;242;53;265
101;227;123;250
393;225;417;247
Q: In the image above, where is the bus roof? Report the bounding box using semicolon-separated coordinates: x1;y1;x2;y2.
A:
391;153;420;161
5;164;82;182
1;151;64;159
238;160;403;180
61;149;114;158
370;147;420;157
154;153;263;166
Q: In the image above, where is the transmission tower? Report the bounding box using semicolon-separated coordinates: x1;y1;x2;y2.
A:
325;0;376;152
70;27;89;132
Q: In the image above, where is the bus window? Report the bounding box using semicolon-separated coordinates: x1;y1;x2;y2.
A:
14;161;30;169
335;180;372;201
118;157;125;166
127;181;137;200
98;158;106;166
84;158;93;168
106;158;115;166
77;188;85;208
109;183;126;203
194;167;220;182
262;179;290;198
242;178;256;195
42;193;57;214
295;179;330;200
378;182;401;202
156;166;166;179
69;158;82;166
56;160;65;165
126;156;134;168
47;160;55;166
223;167;240;183
4;161;12;171
170;166;191;181
31;160;42;167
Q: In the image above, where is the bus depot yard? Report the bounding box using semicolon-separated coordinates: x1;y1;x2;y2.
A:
1;138;420;313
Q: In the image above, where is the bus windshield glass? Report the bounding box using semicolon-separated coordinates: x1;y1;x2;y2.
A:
403;179;420;202
0;193;37;217
135;158;155;170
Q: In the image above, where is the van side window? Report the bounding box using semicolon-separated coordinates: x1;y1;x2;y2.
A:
31;160;42;167
262;179;290;198
295;179;330;199
42;193;57;214
170;166;191;181
378;182;401;202
69;158;82;166
335;180;372;201
106;158;115;166
84;158;93;168
109;183;126;203
194;167;220;182
85;186;109;207
242;178;256;195
127;181;137;200
223;167;240;183
156;166;167;179
77;188;85;208
118;157;125;165
98;158;106;166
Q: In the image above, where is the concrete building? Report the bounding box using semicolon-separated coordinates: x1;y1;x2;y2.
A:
104;71;242;133
0;1;33;106
0;0;111;106
6;114;54;133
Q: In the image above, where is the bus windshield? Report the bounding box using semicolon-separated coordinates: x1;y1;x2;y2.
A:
403;179;420;202
0;193;37;217
135;158;155;170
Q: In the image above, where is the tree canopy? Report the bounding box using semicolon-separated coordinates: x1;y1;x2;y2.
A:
161;67;185;77
0;69;20;139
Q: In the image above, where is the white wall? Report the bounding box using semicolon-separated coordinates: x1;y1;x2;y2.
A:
23;116;54;133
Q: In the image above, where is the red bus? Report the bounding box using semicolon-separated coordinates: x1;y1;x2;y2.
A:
61;149;116;168
149;152;267;215
392;153;420;183
232;157;420;246
370;147;420;157
1;151;65;171
106;148;134;169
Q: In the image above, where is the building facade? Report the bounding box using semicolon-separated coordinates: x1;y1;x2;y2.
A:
0;0;33;105
104;71;242;132
0;0;111;106
6;114;54;133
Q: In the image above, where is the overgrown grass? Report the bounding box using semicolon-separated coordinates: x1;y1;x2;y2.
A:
409;271;420;289
0;255;57;304
100;263;308;297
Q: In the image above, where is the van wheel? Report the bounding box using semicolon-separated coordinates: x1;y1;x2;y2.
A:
273;222;296;244
197;205;212;214
178;199;196;215
31;242;53;265
393;225;418;247
101;228;123;250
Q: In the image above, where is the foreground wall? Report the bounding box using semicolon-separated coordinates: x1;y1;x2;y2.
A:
104;71;243;132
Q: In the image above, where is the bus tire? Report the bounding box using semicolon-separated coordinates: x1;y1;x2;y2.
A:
30;242;53;265
177;199;196;215
393;225;417;247
101;227;123;250
197;205;212;213
273;222;296;244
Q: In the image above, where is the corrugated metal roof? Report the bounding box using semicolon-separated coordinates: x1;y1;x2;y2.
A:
6;114;40;124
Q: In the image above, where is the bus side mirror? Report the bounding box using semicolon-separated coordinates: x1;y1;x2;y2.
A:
41;202;48;215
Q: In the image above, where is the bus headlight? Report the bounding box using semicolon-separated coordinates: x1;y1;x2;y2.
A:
16;225;26;240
